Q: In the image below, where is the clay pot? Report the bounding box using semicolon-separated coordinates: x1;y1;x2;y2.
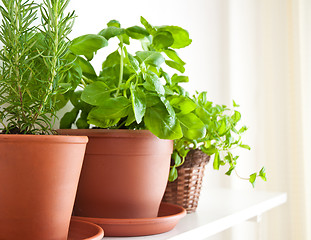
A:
0;135;88;240
57;129;173;219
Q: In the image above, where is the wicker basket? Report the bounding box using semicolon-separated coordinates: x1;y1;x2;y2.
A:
162;152;210;213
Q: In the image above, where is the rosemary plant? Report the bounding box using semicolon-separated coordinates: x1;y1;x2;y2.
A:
0;0;75;134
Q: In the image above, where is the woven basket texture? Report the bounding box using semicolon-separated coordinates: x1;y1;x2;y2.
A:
162;159;209;213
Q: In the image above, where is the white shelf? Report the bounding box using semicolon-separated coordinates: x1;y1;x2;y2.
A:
103;188;287;240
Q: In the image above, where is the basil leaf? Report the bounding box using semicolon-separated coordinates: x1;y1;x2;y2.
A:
70;34;108;61
107;20;120;28
136;51;165;67
140;16;156;35
130;85;146;124
102;50;120;68
60;108;79;129
163;49;185;65
143;70;165;95
98;26;125;40
88;96;131;120
144;102;182;140
165;60;185;73
177;113;206;140
81;82;111;106
76;56;97;80
152;31;174;50
126;26;149;39
169;95;197;114
171;74;189;84
157;26;192;49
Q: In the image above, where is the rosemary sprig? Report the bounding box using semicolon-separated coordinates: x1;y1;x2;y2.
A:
0;0;75;134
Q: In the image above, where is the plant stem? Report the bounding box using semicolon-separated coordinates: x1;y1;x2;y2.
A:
234;169;250;181
31;1;59;129
115;37;124;97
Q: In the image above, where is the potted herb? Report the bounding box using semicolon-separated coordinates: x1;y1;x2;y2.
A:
58;16;265;223
0;0;89;239
163;92;266;212
57;17;196;220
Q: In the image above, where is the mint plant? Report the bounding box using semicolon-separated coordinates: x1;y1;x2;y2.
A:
170;92;266;187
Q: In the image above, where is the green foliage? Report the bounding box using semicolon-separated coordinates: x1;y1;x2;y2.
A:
60;17;192;140
170;95;266;186
0;0;76;134
60;17;266;186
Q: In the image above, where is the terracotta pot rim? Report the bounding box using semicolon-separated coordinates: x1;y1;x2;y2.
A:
69;219;104;240
73;202;186;225
0;134;88;143
57;129;161;139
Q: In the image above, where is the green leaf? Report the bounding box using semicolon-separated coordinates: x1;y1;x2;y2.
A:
140;16;156;35
165;60;185;73
98;26;125;40
64;61;82;89
240;144;251;150
172;152;182;166
59;108;79;129
70;34;108;61
239;126;248;134
233;100;240;107
136;51;165;67
213;151;220;170
146;93;161;107
107;20;121;28
130;85;146;124
102;50;120;68
126;26;149;39
127;53;140;73
171;74;189;84
259;167;267;181
125;108;136;126
143;70;165;95
168;166;178;182
217;118;230;136
144;102;183;140
152;31;174;50
161;70;171;85
76;56;97;79
87;116;120;129
88;96;131;121
231;110;241;123
81;82;111;106
249;173;257;187
163;49;185;65
177;113;206;140
157;26;192;49
76;117;89;129
169;96;197;114
225;166;235;176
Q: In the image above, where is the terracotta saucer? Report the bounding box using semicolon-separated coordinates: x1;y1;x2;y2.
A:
72;202;186;237
68;219;104;240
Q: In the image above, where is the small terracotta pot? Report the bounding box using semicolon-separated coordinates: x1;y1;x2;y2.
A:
57;129;173;219
0;135;88;240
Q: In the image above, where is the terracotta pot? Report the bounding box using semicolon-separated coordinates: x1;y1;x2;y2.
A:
57;129;173;219
0;135;88;240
